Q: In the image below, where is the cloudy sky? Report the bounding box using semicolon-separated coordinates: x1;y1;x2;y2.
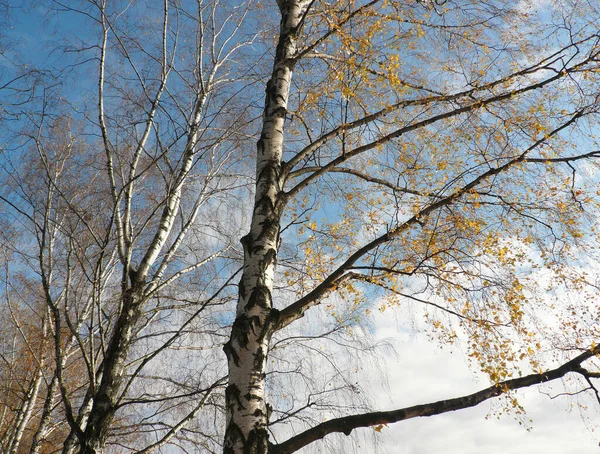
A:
354;310;600;454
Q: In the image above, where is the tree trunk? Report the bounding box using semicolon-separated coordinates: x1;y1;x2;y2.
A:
6;364;44;454
80;285;144;453
222;1;308;452
30;373;59;454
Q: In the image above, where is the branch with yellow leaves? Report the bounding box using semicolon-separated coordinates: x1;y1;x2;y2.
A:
284;34;600;180
275;110;588;331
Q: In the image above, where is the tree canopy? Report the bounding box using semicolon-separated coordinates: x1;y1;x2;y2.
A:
1;0;600;453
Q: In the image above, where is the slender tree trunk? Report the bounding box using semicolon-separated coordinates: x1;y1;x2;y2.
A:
80;284;144;453
6;312;51;454
223;1;308;452
6;364;44;454
30;373;59;454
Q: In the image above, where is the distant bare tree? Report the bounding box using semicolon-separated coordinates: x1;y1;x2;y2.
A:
1;0;257;452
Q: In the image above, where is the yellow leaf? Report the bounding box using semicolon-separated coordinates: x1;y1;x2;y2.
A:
373;424;386;432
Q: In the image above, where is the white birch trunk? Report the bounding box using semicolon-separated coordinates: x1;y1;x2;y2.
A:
223;1;309;452
6;364;44;454
30;373;59;454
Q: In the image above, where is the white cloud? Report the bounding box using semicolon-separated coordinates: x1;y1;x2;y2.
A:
358;310;600;453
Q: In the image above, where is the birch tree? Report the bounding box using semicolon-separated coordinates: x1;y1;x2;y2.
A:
223;0;600;452
2;0;600;453
2;1;255;452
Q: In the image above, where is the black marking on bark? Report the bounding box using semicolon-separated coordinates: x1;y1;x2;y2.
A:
272;106;287;118
249;315;263;336
256;163;282;188
226;384;244;411
257;140;266;157
224;421;245;454
262;248;277;270
244;428;269;454
254;193;276;216
254;219;279;249
241;234;252;255
254;346;266;372
244;393;263;401
223;340;240;367
230;314;265;349
232;317;250;348
245;286;272;311
266;308;280;329
267;76;287;108
239;280;247;301
265;77;273;96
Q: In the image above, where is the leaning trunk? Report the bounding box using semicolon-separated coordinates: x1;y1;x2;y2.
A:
223;1;308;452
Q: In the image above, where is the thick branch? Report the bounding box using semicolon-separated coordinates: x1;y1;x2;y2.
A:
272;346;600;454
275;110;586;330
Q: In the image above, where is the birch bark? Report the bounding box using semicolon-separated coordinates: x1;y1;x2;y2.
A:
6;364;44;454
79;284;144;454
30;374;59;454
223;0;310;452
